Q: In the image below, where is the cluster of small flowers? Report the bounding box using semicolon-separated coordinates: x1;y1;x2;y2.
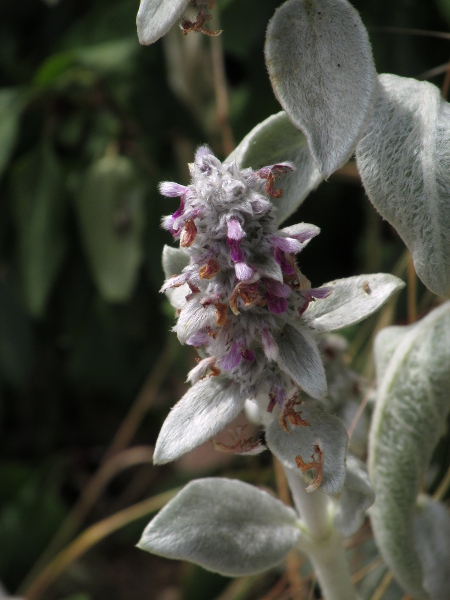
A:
160;146;330;412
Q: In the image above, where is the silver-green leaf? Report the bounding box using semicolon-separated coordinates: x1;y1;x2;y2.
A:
265;0;376;178
162;245;190;310
228;111;323;224
138;478;301;576
333;455;374;538
137;0;190;45
305;274;405;332
266;400;348;496
274;324;327;399
356;74;450;298
369;302;450;599
153;377;245;464
414;495;450;600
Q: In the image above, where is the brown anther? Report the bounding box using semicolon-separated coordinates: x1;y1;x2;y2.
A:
199;259;220;279
181;219;197;247
209;365;221;377
215;302;228;326
295;443;324;492
212;425;264;455
182;6;222;36
204;327;218;340
279;395;310;432
265;172;283;198
187;282;200;294
229;282;264;316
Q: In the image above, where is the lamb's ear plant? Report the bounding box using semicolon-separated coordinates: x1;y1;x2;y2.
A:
135;1;450;599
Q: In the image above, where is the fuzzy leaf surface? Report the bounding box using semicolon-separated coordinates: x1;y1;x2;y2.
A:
265;0;376;178
414;496;450;600
274;325;326;399
162;245;190;309
356;74;450;297
266;400;348;495
153;377;245;464
137;0;189;45
305;274;405;332
228;111;322;224
176;299;216;344
333;455;374;538
369;302;450;599
138;478;301;575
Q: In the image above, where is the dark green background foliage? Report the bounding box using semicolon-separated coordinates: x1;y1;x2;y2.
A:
0;0;449;597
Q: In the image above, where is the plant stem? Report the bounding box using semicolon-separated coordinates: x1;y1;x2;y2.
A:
284;468;356;600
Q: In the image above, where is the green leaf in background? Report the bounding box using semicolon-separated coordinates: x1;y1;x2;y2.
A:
34;38;139;87
0;284;34;390
0;88;25;180
0;463;67;590
369;302;450;599
75;154;146;303
10;143;67;318
436;0;450;23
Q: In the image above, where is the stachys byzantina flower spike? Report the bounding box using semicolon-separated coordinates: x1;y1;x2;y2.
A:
154;146;405;466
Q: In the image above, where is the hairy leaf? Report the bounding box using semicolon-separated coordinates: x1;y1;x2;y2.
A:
369;302;450;599
356;74;450;298
162;245;190;309
274;325;326;399
175;299;216;344
414;495;450;600
265;0;376;178
153;377;245;464
305;274;405;331
228;111;322;224
138;478;300;575
137;0;190;45
333;455;374;538
266;400;348;495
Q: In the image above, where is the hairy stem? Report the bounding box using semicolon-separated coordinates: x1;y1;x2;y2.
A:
284;468;356;600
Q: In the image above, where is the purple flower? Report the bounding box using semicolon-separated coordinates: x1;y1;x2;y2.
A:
154;146;405;465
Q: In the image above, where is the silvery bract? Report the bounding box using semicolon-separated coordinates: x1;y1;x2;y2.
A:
155;146;404;474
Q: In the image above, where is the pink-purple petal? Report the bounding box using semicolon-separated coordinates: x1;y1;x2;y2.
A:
220;340;244;370
227;218;246;241
271;235;303;254
267;295;288;314
159;182;188;198
235;262;254;281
